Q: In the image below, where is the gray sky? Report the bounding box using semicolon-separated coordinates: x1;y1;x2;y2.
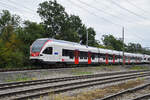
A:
0;0;150;47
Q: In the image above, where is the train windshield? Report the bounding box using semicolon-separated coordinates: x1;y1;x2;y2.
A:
31;40;47;52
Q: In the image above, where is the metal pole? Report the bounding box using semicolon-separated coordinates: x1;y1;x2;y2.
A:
122;27;125;66
86;31;88;47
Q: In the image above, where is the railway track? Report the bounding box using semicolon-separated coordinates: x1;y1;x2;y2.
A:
133;94;150;100
0;70;148;89
0;70;150;100
99;80;150;100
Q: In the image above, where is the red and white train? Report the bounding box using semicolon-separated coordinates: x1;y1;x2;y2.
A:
30;38;150;65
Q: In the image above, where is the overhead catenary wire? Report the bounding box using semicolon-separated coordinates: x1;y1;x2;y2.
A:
92;0;147;42
93;0;137;23
125;0;150;14
78;0;132;23
0;0;39;21
7;0;36;13
107;0;149;20
68;0;146;44
68;0;122;27
0;0;147;46
0;0;34;14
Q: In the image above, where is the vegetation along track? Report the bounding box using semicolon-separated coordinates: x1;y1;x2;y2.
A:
0;67;46;72
99;82;150;100
0;65;81;72
0;66;70;72
0;64;147;72
0;70;150;100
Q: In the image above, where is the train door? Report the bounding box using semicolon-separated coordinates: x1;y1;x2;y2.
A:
98;49;101;64
88;52;91;64
74;50;79;64
113;54;115;64
128;57;130;64
106;53;108;64
123;56;125;65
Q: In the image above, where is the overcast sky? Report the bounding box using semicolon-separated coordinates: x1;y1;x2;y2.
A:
0;0;150;47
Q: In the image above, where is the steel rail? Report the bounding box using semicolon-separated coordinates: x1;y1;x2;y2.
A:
132;94;150;100
99;83;150;100
0;72;149;100
0;70;148;90
0;70;148;87
11;73;150;100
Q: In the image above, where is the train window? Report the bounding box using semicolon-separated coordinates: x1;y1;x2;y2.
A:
91;53;96;60
117;55;121;59
84;52;88;59
79;51;83;59
108;54;113;60
79;51;88;59
43;47;53;54
125;56;128;60
32;40;47;52
115;55;118;60
103;57;106;60
62;49;74;59
99;53;105;59
92;53;98;58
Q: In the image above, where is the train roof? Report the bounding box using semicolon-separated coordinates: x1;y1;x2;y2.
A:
37;38;81;45
36;38;147;57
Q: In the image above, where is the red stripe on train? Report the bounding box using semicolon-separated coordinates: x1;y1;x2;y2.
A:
88;52;91;64
123;56;125;64
75;50;79;64
113;54;115;64
128;57;130;64
106;53;108;64
31;52;40;56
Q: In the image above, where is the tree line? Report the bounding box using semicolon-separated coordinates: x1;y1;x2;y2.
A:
102;34;150;55
0;0;149;68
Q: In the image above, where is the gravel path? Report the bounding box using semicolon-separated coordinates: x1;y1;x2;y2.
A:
0;72;141;100
33;76;150;100
0;65;128;83
0;65;149;100
113;78;150;100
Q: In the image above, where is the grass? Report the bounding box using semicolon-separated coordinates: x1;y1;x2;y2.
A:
130;65;149;70
0;65;39;70
71;65;117;76
71;69;93;75
94;65;116;71
5;77;37;82
72;71;93;75
47;79;144;100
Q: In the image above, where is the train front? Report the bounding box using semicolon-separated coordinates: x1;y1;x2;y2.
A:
30;39;48;64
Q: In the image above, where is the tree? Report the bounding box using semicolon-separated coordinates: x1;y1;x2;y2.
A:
37;0;68;38
0;25;24;68
55;15;82;42
126;43;142;53
16;20;46;65
19;20;45;44
102;34;125;51
87;27;98;46
0;10;20;34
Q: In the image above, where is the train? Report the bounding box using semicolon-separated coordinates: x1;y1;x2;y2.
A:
30;38;150;65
